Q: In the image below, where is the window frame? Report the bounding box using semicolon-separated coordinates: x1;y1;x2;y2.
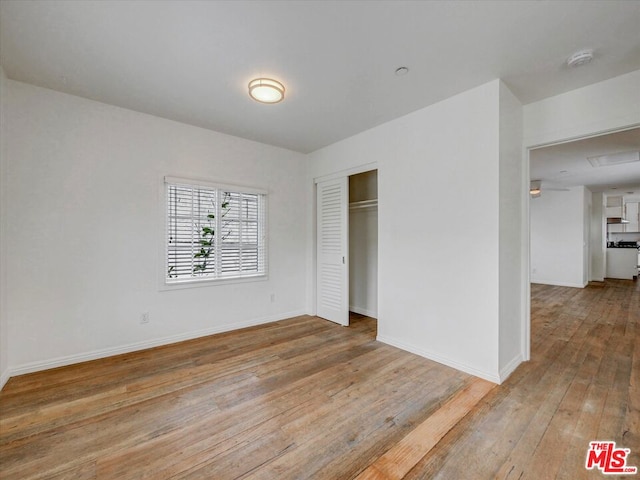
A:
160;176;268;290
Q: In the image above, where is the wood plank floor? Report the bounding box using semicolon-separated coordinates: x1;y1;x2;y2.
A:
1;278;638;479
404;279;639;480
0;313;474;479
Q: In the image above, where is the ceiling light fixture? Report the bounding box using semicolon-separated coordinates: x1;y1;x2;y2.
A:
530;180;542;195
395;67;409;76
567;49;594;68
248;78;285;104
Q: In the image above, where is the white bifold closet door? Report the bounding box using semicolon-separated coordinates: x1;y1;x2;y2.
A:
316;177;349;326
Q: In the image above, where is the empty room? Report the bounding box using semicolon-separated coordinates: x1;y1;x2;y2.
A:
1;1;639;479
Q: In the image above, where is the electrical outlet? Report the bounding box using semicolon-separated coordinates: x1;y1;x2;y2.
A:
141;312;150;324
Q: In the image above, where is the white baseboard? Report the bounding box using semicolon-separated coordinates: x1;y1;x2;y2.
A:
349;305;378;319
499;353;523;383
6;309;308;379
376;334;500;384
0;369;9;391
530;279;587;289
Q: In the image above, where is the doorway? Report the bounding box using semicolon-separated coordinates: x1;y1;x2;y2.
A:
529;127;640;288
348;170;378;319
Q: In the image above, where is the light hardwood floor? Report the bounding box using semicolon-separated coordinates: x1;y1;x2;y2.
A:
0;313;474;479
1;279;638;479
405;279;639;480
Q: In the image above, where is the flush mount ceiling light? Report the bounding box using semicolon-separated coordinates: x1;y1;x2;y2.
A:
248;78;285;104
567;49;594;68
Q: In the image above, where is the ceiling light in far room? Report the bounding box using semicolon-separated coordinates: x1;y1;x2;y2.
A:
530;180;542;196
248;78;285;104
567;49;594;68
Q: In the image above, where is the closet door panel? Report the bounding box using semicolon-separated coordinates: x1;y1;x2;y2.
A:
316;178;348;325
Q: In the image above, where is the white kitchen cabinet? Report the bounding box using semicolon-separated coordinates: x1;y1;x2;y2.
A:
606;248;638;279
625;202;639;232
608;202;640;233
606;197;625;232
606;196;623;208
608;222;624;233
605;198;639;233
606;206;623;217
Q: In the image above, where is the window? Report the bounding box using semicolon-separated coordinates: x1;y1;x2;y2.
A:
165;177;267;284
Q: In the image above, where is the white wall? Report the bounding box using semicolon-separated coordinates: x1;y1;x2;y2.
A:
530;187;588;288
0;67;8;388
349;207;378;318
524;70;640;148
531;186;604;288
3;80;309;376
498;82;524;377
309;80;524;383
590;192;606;281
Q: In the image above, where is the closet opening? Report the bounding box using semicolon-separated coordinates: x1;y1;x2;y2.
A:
348;169;378;334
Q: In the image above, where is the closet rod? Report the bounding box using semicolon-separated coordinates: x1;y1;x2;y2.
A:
349;199;378;210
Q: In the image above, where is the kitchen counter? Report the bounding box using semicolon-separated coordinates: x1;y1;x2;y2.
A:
606;248;638;280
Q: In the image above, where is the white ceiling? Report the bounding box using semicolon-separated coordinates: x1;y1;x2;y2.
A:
530;127;640;200
1;0;639;153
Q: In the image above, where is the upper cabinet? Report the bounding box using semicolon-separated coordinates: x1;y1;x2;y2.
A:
625;202;639;232
606;195;639;233
607;196;624;232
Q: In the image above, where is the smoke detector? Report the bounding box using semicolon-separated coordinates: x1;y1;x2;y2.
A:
567;49;594;68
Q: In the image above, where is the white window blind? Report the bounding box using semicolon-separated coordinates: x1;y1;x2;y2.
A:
165;178;266;284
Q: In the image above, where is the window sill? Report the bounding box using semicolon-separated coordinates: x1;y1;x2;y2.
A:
159;274;268;291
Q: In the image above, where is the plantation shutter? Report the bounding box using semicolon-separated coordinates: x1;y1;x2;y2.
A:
218;191;265;277
165;178;266;283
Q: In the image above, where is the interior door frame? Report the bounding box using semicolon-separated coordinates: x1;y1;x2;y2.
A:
313;162;378;323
